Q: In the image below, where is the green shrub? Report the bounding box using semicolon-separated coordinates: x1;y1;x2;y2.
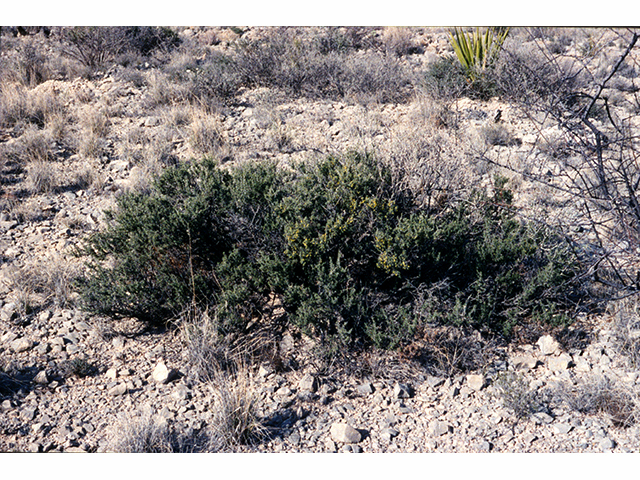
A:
78;153;582;353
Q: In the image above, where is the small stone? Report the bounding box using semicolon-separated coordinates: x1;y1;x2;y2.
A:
477;440;492;452
66;344;81;354
511;355;539;370
21;406;37;422
357;381;374;395
381;427;399;442
324;438;336;452
573;355;591;372
426;376;445;388
171;384;190;401
108;383;127;396
467;374;485;391
1;400;12;410
532;412;554;424
553;423;572;435
11;337;33;353
35;343;50;355
330;423;362;444
105;368;118;380
537;335;560;355
298;373;316;393
288;431;301;445
393;382;412;399
28;443;41;453
65;446;87;453
33;370;49;384
112;336;126;350
152;362;178;384
600;438;615;450
258;363;274;378
430;420;452;436
548;353;572;372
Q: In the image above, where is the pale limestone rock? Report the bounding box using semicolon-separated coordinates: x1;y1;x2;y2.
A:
548;353;572;372
330;423;361;444
467;374;485;391
537;335;560;356
152;362;177;384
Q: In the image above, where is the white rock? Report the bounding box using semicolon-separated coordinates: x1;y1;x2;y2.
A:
537;335;560;355
298;373;316;392
152;362;177;384
467;374;485;391
11;338;33;353
105;368;118;380
430;420;452;436
33;371;49;384
330;423;361;444
108;383;127;396
548;353;572;372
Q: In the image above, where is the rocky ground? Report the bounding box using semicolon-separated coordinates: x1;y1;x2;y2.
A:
2;27;640;453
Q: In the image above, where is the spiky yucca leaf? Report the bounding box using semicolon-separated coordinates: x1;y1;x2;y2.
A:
449;27;509;81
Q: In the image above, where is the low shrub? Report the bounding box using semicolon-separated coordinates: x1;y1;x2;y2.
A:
78;153;582;353
61;27;180;70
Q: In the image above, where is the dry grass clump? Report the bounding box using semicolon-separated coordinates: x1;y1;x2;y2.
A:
106;413;208;453
0;82;66;129
26;160;57;194
4;255;82;311
207;361;267;450
560;376;639;428
180;309;267;450
492;372;551;420
478;122;520;147
76;106;110;158
181;309;233;383
612;297;640;369
189;112;224;156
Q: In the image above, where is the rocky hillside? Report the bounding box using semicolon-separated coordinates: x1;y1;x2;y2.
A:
1;27;640;453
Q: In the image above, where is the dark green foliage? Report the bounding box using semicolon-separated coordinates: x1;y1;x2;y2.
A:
78;154;581;352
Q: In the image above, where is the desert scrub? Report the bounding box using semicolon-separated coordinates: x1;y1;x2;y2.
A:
78;153;582;353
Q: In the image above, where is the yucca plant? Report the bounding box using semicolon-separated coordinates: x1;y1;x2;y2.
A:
449;27;510;81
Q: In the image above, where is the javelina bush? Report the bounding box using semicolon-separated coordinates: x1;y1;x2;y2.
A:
78;153;581;353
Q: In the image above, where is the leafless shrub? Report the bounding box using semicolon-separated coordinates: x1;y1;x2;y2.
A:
381;27;418;57
485;28;640;294
380;124;471;211
478;122;520;147
403;325;497;377
492;371;548;420
2;41;51;87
